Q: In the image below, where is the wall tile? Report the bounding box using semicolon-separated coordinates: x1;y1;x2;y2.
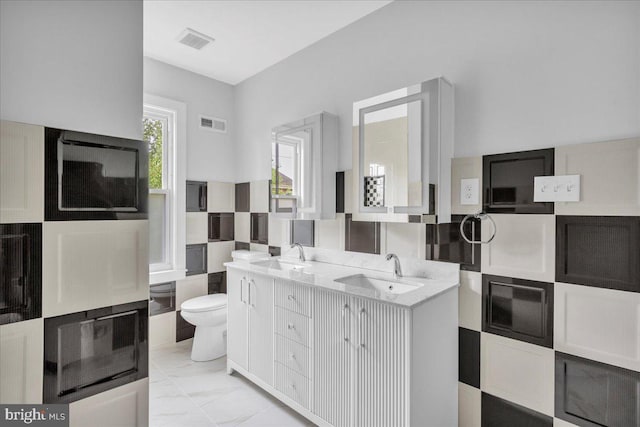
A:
268;246;281;257
460;327;480;388
149;281;175;316
555;138;640;216
555;352;640;427
345;214;380;254
426;215;480;271
268;215;289;247
385;222;425;259
186;181;207;212
208;272;226;294
459;382;481;427
208;212;234;242
344;170;353;214
460;271;482;332
235;241;250;251
207;241;234;273
315;214;345;251
185;243;207;276
249;243;269;253
250;213;269;244
482;274;554;348
0;318;43;403
207;181;235;213
186;212;208;244
481;333;554;416
481;392;552;427
175;275;207;308
176;311;195;342
481;214;555;282
234;212;250;243
249;179;270;213
235;182;250;212
291;220;315;247
553;418;579;427
149;311;176;349
555;282;640;372
336;171;345;213
555;215;640;293
451;156;482;215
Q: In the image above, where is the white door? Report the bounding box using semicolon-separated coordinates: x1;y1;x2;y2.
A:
226;268;248;369
352;297;409;427
248;272;274;384
313;289;351;427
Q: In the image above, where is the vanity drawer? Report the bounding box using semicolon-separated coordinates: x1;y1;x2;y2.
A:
275;334;310;378
275;307;311;347
275;280;312;317
275;362;310;409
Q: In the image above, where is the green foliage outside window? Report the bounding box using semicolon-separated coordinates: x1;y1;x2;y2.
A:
143;117;163;189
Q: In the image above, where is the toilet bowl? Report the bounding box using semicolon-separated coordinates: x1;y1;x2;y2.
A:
180;294;227;362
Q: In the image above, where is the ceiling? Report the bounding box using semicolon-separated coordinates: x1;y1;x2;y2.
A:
143;0;392;85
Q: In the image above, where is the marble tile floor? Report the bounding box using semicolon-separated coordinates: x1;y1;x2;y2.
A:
150;339;314;427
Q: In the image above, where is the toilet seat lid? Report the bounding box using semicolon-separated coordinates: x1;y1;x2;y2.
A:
181;294;227;313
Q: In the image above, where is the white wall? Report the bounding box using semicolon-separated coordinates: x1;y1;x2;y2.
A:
235;0;640;182
0;0;143;140
144;57;236;182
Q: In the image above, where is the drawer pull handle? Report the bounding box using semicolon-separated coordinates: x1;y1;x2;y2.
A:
359;307;366;348
287;294;296;301
342;303;349;342
287;323;295;330
288;352;295;360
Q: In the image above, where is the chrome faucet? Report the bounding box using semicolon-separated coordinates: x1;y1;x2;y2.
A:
291;243;306;262
386;253;402;279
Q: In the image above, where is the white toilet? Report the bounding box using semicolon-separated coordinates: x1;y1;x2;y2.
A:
180;294;227;362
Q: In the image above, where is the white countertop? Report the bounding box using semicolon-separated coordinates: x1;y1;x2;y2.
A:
225;253;459;308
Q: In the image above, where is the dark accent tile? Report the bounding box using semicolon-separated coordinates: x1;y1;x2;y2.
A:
556;216;640;293
208;272;227;294
483;148;554;214
0;223;42;325
149;281;175;316
482;274;554;348
176;311;196;342
186;243;207;276
428;183;436;215
482;392;552;427
426;214;480;271
345;214;380;254
268;179;273;213
268;246;281;257
186;181;207;212
290;220;315;247
43;300;148;404
250;213;269;244
336;171;345;213
555;352;640;427
235;241;250;250
208;213;234;241
459;327;480;388
409;215;422;223
235;182;250;212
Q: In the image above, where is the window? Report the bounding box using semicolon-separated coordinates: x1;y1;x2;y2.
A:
144;94;186;284
271;133;304;213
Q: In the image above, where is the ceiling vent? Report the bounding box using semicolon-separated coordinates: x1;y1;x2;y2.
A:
199;115;227;133
177;28;215;50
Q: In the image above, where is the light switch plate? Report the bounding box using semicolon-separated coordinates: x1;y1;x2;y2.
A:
460;178;480;205
534;175;580;202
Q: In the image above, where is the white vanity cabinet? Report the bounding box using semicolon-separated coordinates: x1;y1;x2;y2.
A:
226;267;274;385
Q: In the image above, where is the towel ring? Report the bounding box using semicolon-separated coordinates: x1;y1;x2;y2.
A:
460;212;497;244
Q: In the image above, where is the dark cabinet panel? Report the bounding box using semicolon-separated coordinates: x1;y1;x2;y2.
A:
482;274;553;348
149;281;175;316
482;392;552;427
555;352;640;427
186;181;207;212
186;244;207;276
235;182;250;212
208;213;234;241
483;148;554;214
290;220;315;247
459;327;480;388
208;272;227;294
250;213;269;244
345;214;380;254
556;216;640;292
426;215;480;271
0;223;42;325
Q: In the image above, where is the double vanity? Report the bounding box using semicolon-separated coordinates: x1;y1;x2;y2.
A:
225;249;459;427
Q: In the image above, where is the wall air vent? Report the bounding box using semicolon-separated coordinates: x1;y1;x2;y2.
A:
177;28;215;50
199;115;227;133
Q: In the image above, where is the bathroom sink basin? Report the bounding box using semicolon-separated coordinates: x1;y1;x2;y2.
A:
253;259;312;271
335;274;423;295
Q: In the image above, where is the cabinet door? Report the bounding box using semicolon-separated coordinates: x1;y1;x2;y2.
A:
248;273;273;384
313;289;351;427
352;297;409;427
226;268;248;369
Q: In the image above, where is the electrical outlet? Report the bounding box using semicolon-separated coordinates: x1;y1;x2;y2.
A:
534;175;580;202
460;178;479;205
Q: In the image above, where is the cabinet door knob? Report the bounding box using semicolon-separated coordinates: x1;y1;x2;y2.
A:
287;294;295;301
288;352;295;360
287;323;295;330
289;383;296;390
